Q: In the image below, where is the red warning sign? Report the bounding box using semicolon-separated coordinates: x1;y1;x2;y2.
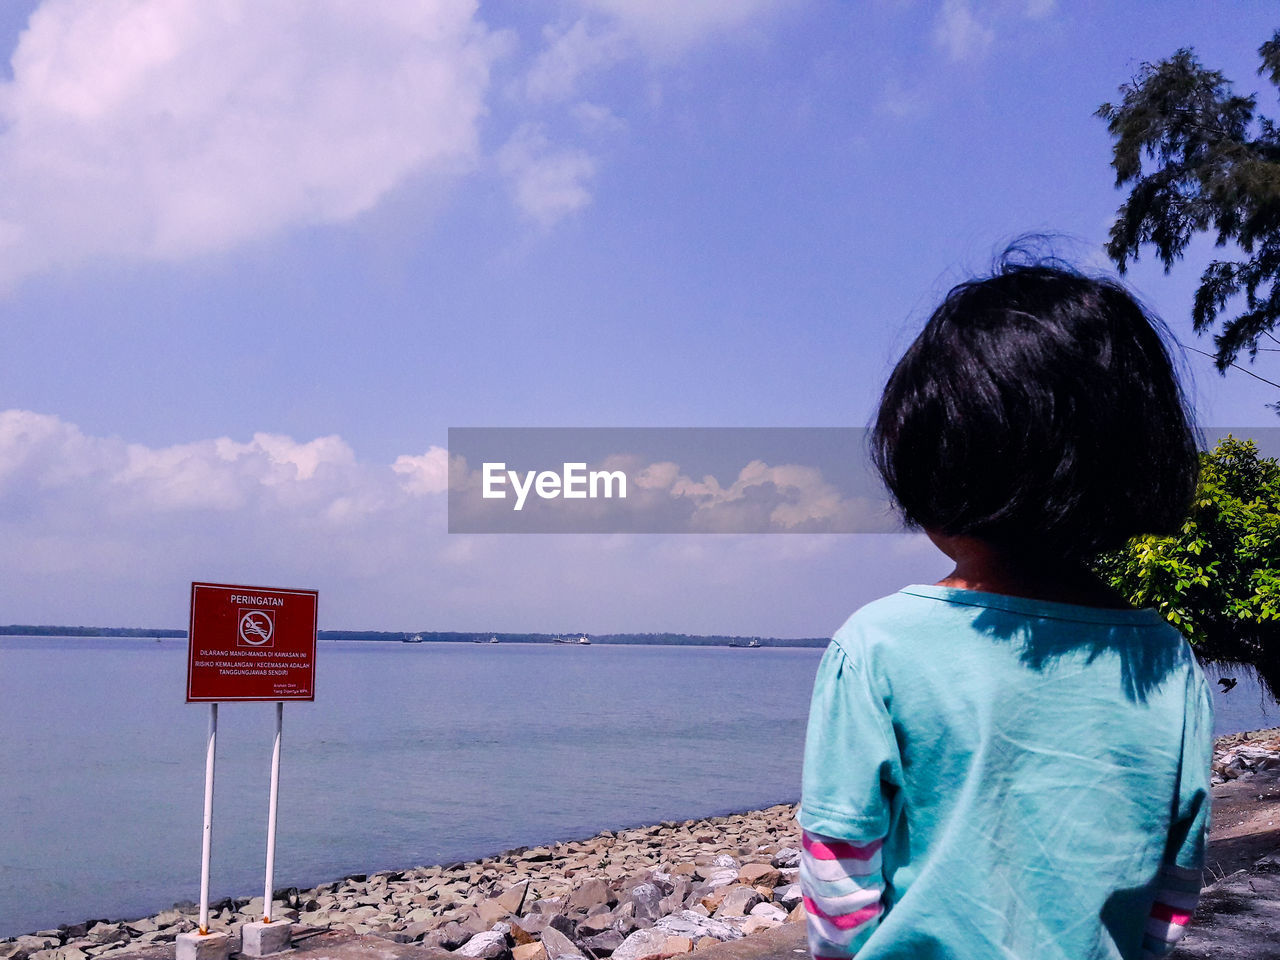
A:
187;582;318;702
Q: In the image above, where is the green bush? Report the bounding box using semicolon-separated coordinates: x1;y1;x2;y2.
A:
1094;436;1280;700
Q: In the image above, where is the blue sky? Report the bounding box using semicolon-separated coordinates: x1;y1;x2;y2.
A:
1;0;1277;634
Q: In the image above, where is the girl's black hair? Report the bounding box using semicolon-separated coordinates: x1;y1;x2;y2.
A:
870;253;1200;560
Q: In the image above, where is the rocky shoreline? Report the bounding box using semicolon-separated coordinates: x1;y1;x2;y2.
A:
6;730;1280;960
1210;726;1280;785
0;803;805;960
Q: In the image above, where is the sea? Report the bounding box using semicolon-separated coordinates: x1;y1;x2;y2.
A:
1;637;1275;938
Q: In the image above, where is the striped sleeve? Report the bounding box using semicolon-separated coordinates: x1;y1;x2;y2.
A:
1141;666;1211;958
800;829;885;959
1140;863;1202;959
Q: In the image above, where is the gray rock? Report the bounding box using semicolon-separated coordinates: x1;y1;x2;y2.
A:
566;879;612;913
748;903;788;923
511;914;549;936
1255;850;1280;871
736;864;780;887
422;921;470;950
496;882;532;917
652;911;743;942
612;901;637;935
477;899;512;928
579;930;624;955
401;921;436;941
621;883;663;923
88;929;128;948
545;915;577;939
575;913;616;938
658;877;691;916
739;916;781;935
538;927;583;960
458;911;489;935
702;870;738;890
771;848;801;870
714;886;761;918
457;931;509;959
15;939;59;954
772;884;803;909
609;929;668;960
377;932;420;945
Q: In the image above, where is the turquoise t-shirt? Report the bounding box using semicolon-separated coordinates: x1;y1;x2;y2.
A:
798;585;1214;960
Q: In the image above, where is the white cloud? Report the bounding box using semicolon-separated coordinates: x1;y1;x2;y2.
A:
502;0;795;228
577;0;791;51
571;101;626;134
0;410;374;514
0;0;502;285
497;123;596;227
393;448;451;495
0;411;942;635
0;0;810;276
932;0;994;63
659;458;890;533
0;410;453;619
523;19;626;104
877;79;928;119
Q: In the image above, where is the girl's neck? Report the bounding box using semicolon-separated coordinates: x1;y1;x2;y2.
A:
926;530;1132;609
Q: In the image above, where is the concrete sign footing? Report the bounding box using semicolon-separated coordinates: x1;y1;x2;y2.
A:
241;921;294;957
175;931;231;960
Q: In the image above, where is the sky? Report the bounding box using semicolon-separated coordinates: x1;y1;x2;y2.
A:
1;0;1277;636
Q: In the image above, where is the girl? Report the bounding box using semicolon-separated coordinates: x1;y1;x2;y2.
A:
798;259;1213;960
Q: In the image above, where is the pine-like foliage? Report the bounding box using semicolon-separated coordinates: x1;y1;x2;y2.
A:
1097;34;1280;401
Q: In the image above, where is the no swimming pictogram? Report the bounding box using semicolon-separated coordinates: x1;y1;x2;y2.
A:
238;609;275;647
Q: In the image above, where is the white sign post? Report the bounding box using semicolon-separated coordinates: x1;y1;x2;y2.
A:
263;702;283;921
177;703;229;960
241;701;293;957
179;583;317;960
199;704;218;934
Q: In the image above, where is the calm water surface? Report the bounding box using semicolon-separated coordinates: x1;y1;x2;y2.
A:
1;638;1274;937
0;639;821;937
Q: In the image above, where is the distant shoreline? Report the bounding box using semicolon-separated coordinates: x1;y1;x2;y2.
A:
0;627;830;648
